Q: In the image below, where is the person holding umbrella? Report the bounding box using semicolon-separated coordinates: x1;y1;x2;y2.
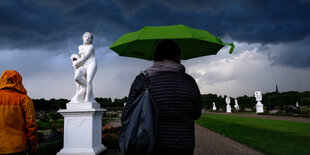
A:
122;39;202;155
111;24;234;154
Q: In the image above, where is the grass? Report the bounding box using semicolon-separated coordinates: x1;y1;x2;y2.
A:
196;114;310;155
232;111;256;114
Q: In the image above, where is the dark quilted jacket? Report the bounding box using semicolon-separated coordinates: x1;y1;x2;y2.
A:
122;71;202;151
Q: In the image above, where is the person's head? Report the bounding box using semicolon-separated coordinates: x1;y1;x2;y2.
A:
153;39;181;63
82;32;93;44
0;70;27;94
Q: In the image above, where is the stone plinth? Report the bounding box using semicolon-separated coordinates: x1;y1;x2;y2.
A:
57;104;107;155
226;105;232;113
212;106;217;111
66;102;100;110
256;101;264;114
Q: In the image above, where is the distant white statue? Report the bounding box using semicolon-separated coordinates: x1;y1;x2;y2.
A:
70;32;97;103
225;97;231;113
212;102;217;111
234;99;240;110
254;91;264;113
296;101;299;107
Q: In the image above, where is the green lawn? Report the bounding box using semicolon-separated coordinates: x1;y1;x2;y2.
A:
196;114;310;155
233;111;256;114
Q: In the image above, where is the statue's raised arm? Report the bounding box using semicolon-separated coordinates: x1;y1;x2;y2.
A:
70;32;97;103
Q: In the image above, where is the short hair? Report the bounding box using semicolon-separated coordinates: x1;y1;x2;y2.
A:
82;32;93;44
153;39;181;62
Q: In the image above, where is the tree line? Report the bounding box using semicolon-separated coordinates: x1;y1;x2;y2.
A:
33;97;127;112
201;91;310;110
33;91;310;112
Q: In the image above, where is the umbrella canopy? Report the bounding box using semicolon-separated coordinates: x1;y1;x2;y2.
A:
110;24;234;60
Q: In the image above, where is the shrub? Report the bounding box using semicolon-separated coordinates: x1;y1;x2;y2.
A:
300;108;310;117
32;139;63;155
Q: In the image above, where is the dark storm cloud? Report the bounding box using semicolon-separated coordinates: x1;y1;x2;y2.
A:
262;36;310;69
1;0;310;68
0;0;75;50
112;0;149;15
1;0;309;46
114;0;310;43
0;0;131;51
32;0;90;12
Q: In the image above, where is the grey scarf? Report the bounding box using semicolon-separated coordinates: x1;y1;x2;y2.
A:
145;60;185;76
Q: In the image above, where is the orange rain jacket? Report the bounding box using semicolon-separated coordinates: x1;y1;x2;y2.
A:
0;70;38;154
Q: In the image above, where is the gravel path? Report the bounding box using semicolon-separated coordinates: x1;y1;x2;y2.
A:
102;124;264;155
206;112;310;123
194;124;263;155
103;125;263;155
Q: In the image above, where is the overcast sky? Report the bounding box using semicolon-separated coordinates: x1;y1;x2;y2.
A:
1;0;310;100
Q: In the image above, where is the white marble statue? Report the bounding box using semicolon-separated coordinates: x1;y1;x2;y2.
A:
234;99;240;110
225;97;231;113
254;91;264;113
70;32;97;103
212;102;217;111
296;101;299;107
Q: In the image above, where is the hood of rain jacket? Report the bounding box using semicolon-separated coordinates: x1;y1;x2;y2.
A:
0;70;27;94
0;70;38;154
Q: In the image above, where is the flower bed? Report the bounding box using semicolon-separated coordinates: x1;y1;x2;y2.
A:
102;122;121;150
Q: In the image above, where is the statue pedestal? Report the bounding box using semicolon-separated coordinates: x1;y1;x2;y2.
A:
256;101;264;114
57;103;107;155
234;105;240;111
66;102;100;110
226;105;232;113
212;106;217;111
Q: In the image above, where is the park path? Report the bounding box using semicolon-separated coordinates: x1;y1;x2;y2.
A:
194;124;263;155
103;124;264;155
206;112;310;123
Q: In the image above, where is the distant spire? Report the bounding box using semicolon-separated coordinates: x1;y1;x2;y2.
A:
276;84;279;93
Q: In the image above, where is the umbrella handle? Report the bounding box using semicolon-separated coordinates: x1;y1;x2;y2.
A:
224;43;235;54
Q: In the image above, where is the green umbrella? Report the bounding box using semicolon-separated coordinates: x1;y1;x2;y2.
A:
110;24;235;60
